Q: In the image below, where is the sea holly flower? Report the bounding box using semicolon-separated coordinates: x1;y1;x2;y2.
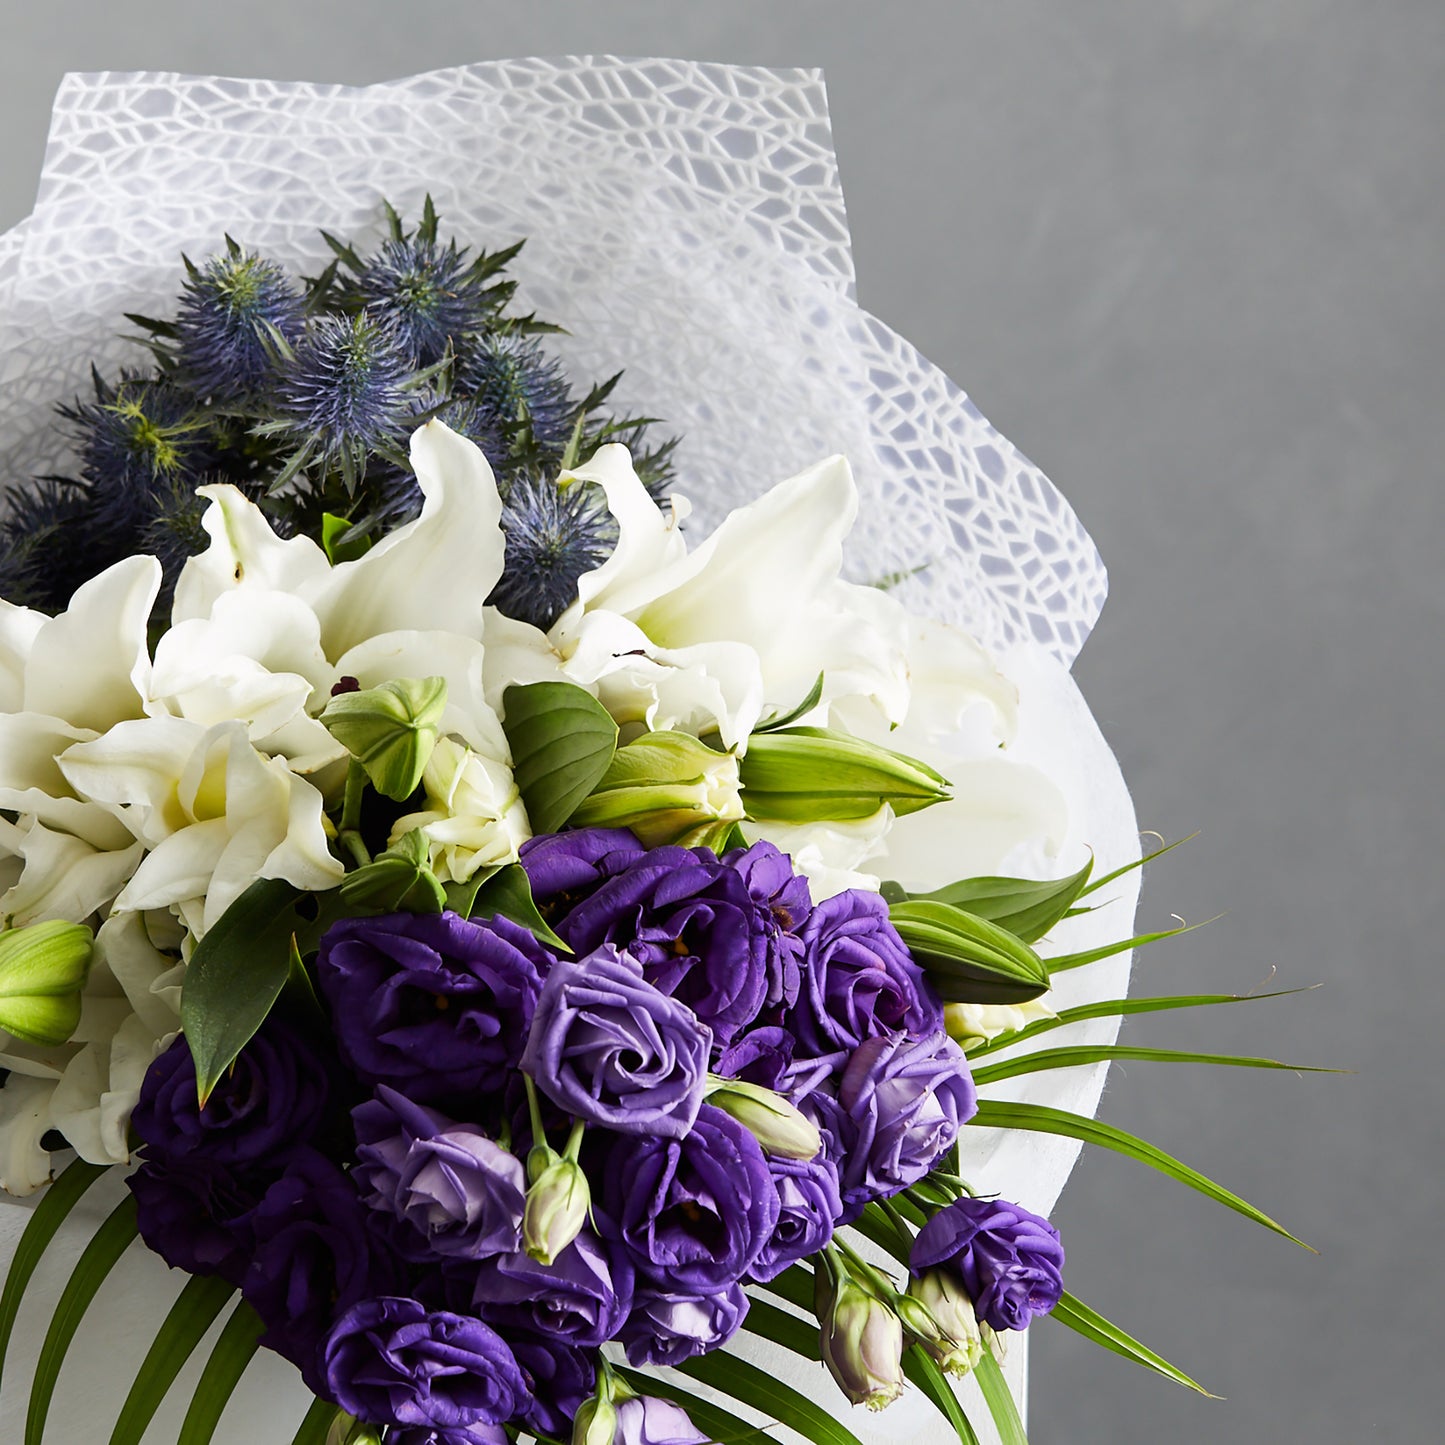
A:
456;334;575;455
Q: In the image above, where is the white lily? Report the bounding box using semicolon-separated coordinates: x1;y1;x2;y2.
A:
0;821;144;929
0;1074;54;1195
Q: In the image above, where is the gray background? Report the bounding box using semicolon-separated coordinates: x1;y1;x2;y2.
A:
1;2;1438;1440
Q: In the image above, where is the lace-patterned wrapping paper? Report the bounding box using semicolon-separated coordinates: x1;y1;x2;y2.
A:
0;63;1140;1444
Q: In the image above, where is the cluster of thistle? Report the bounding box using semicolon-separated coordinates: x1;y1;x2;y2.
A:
118;821;1060;1443
0;200;674;629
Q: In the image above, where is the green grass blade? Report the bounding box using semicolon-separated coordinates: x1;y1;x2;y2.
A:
974;1349;1028;1445
109;1274;237;1445
680;1351;866;1445
741;1296;821;1359
1078;833;1199;897
616;1365;778;1444
756;1264;815;1312
290;1397;342;1445
1050;1290;1216;1395
965;987;1311;1058
1044;918;1213;972
970;1101;1311;1248
903;1345;981;1444
0;1158;109;1390
176;1300;263;1445
26;1194;138;1445
972;1042;1344;1086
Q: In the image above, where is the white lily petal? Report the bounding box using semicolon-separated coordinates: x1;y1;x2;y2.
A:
308;422;504;657
900;616;1019;744
0;713;135;850
23;555;160;733
101;1016;171;1162
113;819;229;917
744;812;892;901
94;912;182;1038
0;598;44;711
0;1073;55;1195
0;1040;66;1081
0;824;144;927
479;607;567;714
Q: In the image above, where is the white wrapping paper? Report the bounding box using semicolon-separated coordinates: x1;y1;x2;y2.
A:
0;62;1139;1444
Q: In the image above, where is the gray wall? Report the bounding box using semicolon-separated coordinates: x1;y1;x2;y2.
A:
1;3;1437;1440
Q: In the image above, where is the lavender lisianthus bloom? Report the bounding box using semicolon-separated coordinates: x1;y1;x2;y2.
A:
605;1104;780;1291
317;911;547;1102
127;1160;263;1287
723;838;813;1007
792;889;943;1054
353;1085;525;1261
472;1223;633;1348
389;1426;508;1445
508;1333;597;1437
322;1297;527;1431
620;1281;750;1367
131;1016;335;1172
715;1024;796;1089
243;1148;390;1392
911;1195;1065;1333
613;1397;710;1445
833;1031;978;1217
520;945;710;1139
520;827;644;900
748;1152;843;1282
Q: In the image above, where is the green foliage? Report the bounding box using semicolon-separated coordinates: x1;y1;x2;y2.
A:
1050;1291;1214;1395
501;681;619;834
881;856;1093;944
888;899;1050;1004
176;1300;263;1445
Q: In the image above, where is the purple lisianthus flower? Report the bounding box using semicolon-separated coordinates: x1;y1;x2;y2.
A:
620;1281;749;1366
520;945;710;1139
715;1024;795;1089
509;1333;597;1437
614;1397;710;1445
792;889;943;1053
353;1086;525;1261
389;1427;508;1445
243;1148;388;1392
131;1016;335;1172
911;1195;1065;1332
317;911;547;1102
127;1160;262;1287
833;1031;977;1217
322;1297;527;1431
472;1224;633;1348
520;827;644;900
605;1104;780;1291
748;1152;843;1282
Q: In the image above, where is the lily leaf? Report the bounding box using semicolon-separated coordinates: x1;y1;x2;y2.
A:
467;864;571;954
1078;833;1198;898
754;671;825;733
291;1399;342;1445
889;900;1049;1004
1044;916;1214;972
0;1158;108;1392
1050;1290;1215;1395
882;856;1093;944
742;1296;821;1360
970;1101;1311;1248
975;1348;1029;1445
502;681;618;834
109;1274;236;1445
904;1344;982;1445
176;1300;263;1445
680;1351;867;1445
972;1043;1344;1087
27;1195;139;1445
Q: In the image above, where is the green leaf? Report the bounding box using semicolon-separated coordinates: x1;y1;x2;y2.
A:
180;879;343;1106
756;1263;815;1312
109;1274;236;1445
1078;833;1198;898
1050;1290;1215;1395
467;863;571;954
290;1398;342;1445
903;1344;981;1445
742;1296;821;1360
971;1042;1344;1087
0;1158;109;1391
176;1300;263;1445
320;512;371;564
974;1349;1029;1445
888;900;1049;1004
970;1101;1311;1248
882;856;1094;944
27;1194;138;1445
502;681;619;834
754;672;825;732
679;1351;868;1445
964;987;1313;1058
1044;916;1214;972
615;1366;775;1444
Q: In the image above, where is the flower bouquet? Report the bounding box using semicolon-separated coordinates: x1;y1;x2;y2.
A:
0;62;1314;1445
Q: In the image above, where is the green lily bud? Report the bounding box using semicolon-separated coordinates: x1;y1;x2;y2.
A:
704;1074;822;1160
524;1152;591;1265
738;726;950;824
909;1268;984;1377
820;1274;906;1411
321;675;448;801
0;920;93;1046
324;1413;383;1445
338;829;448;913
889;899;1049;1005
570;730;743;847
571;1392;618;1445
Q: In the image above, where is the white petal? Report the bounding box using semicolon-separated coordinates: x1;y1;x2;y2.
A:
0;1073;55;1195
113;818;229;917
0;713;134;850
94;912;183;1038
59;716;207;846
0;824;144;927
0;597;44;711
480;608;567;714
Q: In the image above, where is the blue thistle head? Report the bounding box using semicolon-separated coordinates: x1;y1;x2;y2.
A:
455;335;575;458
140;474;215;610
271;311;416;488
432;396;508;473
174;241;305;401
0;478;121;612
489;473;614;631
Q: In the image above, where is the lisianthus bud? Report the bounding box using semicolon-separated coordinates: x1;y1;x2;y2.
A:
704;1075;822;1160
571;1392;618;1445
0;919;93;1046
570;730;743;847
524;1152;591;1265
820;1275;905;1411
738;726;950;824
339;829;448;913
321;675;448;800
324;1414;383;1445
909;1268;984;1377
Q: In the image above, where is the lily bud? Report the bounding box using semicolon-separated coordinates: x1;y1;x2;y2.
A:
338;829;448;913
908;1269;984;1377
704;1075;821;1160
0;920;93;1046
321;675;448;800
325;1414;383;1445
523;1152;591;1265
945;997;1058;1052
571;1392;618;1445
570;730;743;847
739;726;950;824
820;1275;905;1411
